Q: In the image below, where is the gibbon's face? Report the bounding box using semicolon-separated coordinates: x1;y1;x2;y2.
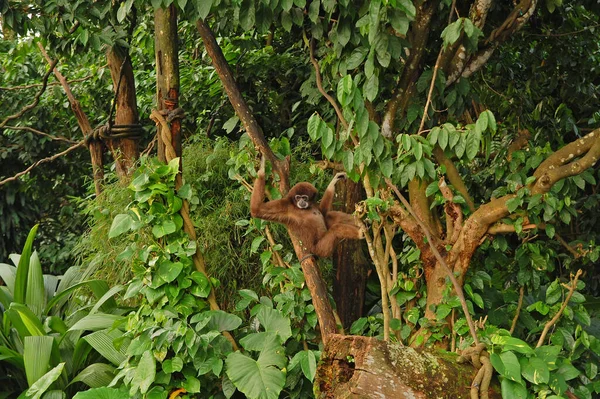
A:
289;182;317;210
295;194;310;209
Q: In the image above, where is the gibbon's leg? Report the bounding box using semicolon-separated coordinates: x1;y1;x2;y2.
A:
313;221;363;257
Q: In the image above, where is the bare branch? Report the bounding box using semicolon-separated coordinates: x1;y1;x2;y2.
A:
0;76;92;91
536;270;583;348
2;125;79;144
509;286;524;335
0;59;58;129
0;141;85;187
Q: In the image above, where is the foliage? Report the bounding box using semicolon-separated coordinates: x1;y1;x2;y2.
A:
106;157;320;398
0;225;126;399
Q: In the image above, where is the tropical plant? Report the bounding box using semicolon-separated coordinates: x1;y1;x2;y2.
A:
0;225;127;399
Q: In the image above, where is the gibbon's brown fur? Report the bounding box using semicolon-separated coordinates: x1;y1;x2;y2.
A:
250;157;362;258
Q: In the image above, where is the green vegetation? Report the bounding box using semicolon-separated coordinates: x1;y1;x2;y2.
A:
1;0;599;398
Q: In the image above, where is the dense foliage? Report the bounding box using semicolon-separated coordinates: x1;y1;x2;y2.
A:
1;0;599;398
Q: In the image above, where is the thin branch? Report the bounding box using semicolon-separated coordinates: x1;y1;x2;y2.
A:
0;75;92;91
527;23;600;37
387;178;479;345
418;47;443;135
0;59;58;129
509;286;524;335
0;141;85;186
2;125;79;144
536;270;583;348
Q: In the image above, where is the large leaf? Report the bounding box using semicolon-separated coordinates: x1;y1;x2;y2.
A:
45;280;104;315
207;310;242;332
256;307;292;342
25;251;46;317
130;350;155;395
225;342;286;399
72;387;129;399
7;303;45;337
14;225;39;304
83;329;127;366
24;336;54;387
71;363;116;388
0;263;16;294
68;314;122;332
25;363;65;399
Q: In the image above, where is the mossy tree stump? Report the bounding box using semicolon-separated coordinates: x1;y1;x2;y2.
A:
315;334;501;399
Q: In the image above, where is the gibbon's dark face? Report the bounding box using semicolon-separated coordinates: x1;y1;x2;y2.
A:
288;182;317;210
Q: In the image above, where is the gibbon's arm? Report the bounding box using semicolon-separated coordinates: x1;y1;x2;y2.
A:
320;172;347;215
250;157;293;224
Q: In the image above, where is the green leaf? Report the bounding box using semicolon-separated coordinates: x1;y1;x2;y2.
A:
109;214;133;238
257;306;292;342
557;363;580;381
364;73;379;102
7;302;45;336
69;314;122;331
83;329;127;366
441;20;462;47
225;340;286;399
425;181;439;197
300;350;317;382
223;115;239;133
465;130;481;160
492;335;534;355
506;197;522;213
71;363;116;388
307;113;323;141
14;224;38;304
207;310;242;332
346;47;368;69
25;251;45;317
24;336;54;387
157;260;183;283
521;357;549;384
73;387;129;399
499;351;522;382
196;0;212;20
438;128;449;150
500;379;527;399
131;350;156;395
25;363;65;399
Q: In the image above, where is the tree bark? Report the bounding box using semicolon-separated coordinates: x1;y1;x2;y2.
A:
333;179;368;329
155;4;181;162
315;334;501;399
106;46;140;178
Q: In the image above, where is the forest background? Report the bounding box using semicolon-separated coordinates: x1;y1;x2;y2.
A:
1;0;599;398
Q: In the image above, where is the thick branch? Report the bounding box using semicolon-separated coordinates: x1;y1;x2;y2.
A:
381;0;437;138
433;146;475;211
196;19;287;183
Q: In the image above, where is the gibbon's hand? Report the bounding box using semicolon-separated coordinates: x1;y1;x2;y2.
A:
258;155;266;177
332;172;347;184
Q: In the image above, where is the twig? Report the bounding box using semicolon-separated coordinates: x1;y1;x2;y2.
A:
0;141;85;186
536;270;583;348
509;286;524;335
0;76;92;91
418;47;443;135
0;59;58;129
527;23;600;37
386;178;479;344
2;125;79;144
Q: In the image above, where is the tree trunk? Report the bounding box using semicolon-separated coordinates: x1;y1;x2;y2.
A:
315;334;501;399
333;179;368;330
106;46;140;178
155;4;181;162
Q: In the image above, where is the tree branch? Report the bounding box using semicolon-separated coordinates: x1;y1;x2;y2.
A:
0;59;57;129
1;125;78;144
387;179;479;345
0;141;85;186
536;270;583;348
0;75;92;91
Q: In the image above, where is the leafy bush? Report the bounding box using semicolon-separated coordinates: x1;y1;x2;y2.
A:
0;225;126;398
